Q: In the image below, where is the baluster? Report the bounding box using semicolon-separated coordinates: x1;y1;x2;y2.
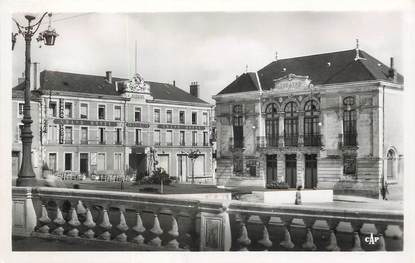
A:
37;204;51;234
279;216;295;249
99;209;112;240
132;211;146;245
52;207;66;236
257;216;272;251
236;214;251;251
351;222;364;251
302;219;316;251
149;212;164;247
76;200;87;215
166;213;180;249
67;207;81;237
83;208;96;239
115;210;129;242
326;220;340;251
375;224;387;251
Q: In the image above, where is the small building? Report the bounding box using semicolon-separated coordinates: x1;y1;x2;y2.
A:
213;47;403;198
12;70;214;184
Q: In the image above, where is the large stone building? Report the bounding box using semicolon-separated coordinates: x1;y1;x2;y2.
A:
12;70;214;183
213;47;403;198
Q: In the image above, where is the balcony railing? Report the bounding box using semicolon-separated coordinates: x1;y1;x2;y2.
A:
80;139;88;145
115;141;122;145
64;139;73;144
284;135;298;147
180;141;186;146
135;141;143;146
343;133;357;147
192;142;198;146
166;142;173;146
304;134;322;147
12;187;403;251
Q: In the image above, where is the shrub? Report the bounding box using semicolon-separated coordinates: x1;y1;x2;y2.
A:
138;168;173;185
266;180;289;189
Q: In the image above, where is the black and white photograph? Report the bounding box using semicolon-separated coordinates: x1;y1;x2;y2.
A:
2;0;415;262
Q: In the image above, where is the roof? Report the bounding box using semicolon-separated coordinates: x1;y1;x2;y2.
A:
217;49;403;95
13;70;210;105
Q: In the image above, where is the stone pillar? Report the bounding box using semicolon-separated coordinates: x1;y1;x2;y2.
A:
278;113;285;147
277;153;285;182
298;112;304;147
297;152;305;188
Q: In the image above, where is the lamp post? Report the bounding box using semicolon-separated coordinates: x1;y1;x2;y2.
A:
188;149;201;184
12;13;58;186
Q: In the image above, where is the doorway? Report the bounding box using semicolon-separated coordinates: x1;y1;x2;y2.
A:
305;154;317;189
266;155;278;185
285;154;297;188
80;153;89;176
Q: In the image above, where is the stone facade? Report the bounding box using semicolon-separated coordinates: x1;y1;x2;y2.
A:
214;52;404;198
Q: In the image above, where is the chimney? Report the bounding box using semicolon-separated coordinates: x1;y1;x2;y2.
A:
388;57;396;81
18;72;25;85
190;81;199;98
105;71;112;83
173;80;176;87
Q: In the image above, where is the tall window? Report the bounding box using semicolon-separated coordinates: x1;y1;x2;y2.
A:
192;112;197;125
154;130;160;145
179;111;185;124
48;125;57;143
202;112;208;125
180;131;185;146
192;131;198;146
97;153;106;171
115;128;122;144
135;129;142;145
135;107;141;122
203;131;208;146
166;130;173;146
49;101;57;117
99;127;105;144
64;126;73;144
48;153;57;172
64;102;73;118
114;153;122;171
80;103;88;119
284;102;298;146
343;97;357;146
166;110;172;123
114;105;121;121
304;100;320;146
265;103;278;147
154;109;160;123
387;149;397;180
232;105;243;148
64;153;72;171
98;105;106;120
81;127;88;144
18;103;24;117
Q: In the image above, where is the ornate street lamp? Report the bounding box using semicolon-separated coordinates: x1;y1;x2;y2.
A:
12;13;58;186
188;149;201;184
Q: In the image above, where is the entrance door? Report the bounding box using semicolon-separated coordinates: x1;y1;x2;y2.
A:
266;155;278;185
285;154;297;188
305;154;317;189
80;153;89;176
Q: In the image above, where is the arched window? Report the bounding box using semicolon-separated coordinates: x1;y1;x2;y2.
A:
232;105;243;148
265;103;279;147
304;100;320;146
343;97;357;146
387;149;397;180
284;102;298;146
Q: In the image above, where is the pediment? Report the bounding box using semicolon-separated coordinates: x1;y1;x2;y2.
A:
273;74;313;91
122;73;151;94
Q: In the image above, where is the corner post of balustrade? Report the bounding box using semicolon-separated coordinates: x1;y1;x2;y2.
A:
200;203;232;251
351;221;364;251
302;218;317;250
279;216;295;250
236;214;251;251
258;216;273;250
13;187;38;237
326;219;340;251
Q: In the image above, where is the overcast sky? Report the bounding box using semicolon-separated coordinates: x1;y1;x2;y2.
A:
12;12;403;103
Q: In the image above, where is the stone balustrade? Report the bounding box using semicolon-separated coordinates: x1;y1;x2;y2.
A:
12;186;403;251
